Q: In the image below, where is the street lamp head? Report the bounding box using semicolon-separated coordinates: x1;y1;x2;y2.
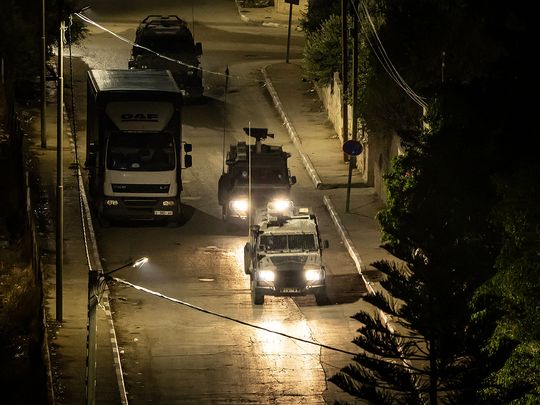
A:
76;5;91;13
104;257;149;277
133;257;149;268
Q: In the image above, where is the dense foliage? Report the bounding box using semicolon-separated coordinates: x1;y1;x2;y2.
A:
0;0;85;99
302;0;540;402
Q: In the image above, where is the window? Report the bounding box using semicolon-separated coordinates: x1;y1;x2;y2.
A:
106;132;175;171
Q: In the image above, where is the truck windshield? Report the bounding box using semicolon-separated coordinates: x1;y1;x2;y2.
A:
260;234;317;252
106;132;175;171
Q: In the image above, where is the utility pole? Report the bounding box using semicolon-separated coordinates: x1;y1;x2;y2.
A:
285;0;299;63
346;0;359;213
40;0;47;148
341;0;349;162
86;270;99;405
56;10;64;323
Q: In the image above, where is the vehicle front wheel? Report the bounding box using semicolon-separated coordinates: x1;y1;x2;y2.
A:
314;288;330;306
244;243;252;275
251;280;264;305
98;213;110;228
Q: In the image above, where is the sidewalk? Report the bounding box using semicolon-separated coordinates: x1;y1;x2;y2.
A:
25;64;123;404
234;0;303;29
263;62;395;284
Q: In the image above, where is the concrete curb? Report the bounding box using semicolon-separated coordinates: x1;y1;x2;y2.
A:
65;109;129;404
234;0;292;28
322;196;373;294
261;66;323;190
234;0;252;24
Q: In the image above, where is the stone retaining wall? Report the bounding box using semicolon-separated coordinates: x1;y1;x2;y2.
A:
314;72;402;202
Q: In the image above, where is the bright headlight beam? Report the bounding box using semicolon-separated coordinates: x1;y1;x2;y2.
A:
259;270;275;282
231;199;249;213
305;269;322;281
270;199;291;213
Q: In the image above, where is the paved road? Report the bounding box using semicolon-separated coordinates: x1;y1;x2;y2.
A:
57;1;366;403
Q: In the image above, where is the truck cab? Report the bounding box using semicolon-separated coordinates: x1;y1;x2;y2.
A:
218;128;296;226
244;203;329;305
128;15;203;100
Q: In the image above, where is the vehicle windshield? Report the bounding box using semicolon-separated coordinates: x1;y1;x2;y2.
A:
106;132;175;171
135;33;194;55
259;234;317;252
233;166;288;185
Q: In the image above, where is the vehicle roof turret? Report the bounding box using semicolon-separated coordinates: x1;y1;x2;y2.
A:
225;127;290;166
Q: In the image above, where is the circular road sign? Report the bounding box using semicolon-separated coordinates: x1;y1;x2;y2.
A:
342;140;363;156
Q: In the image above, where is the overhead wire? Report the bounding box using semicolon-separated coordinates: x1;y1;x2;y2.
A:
350;1;427;109
110;276;358;357
74;12;263;85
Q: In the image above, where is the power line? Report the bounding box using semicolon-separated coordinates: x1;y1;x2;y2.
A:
74;13;261;84
110;276;358;357
350;1;427;109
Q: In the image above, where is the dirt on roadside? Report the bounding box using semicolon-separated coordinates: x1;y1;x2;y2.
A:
0;88;48;404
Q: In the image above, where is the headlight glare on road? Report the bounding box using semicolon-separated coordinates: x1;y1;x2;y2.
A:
258;270;275;282
305;269;323;281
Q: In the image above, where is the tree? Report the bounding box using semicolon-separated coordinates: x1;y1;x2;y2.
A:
331;81;506;403
300;0;340;34
302;15;343;85
0;0;86;99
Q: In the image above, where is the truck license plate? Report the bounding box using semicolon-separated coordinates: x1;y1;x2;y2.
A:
154;210;173;216
282;288;300;293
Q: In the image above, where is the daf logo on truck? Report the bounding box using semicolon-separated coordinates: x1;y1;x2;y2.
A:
121;113;159;122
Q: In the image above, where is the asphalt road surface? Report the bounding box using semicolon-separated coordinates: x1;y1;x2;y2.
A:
69;1;367;402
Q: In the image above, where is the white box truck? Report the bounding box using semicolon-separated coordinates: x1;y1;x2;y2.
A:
85;69;191;226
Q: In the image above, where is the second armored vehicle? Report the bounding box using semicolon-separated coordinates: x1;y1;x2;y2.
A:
218;128;296;225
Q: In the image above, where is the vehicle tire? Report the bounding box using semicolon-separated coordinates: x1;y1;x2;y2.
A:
251;280;264;305
222;205;228;222
98;213;110;228
243;243;251;275
314;288;330;306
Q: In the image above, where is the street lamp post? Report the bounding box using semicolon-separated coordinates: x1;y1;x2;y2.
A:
40;0;47;149
56;15;65;323
86;257;148;405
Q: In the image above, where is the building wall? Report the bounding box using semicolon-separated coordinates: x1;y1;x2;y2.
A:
314;72;402;203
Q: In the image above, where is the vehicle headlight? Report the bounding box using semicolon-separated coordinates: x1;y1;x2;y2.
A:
105;199;119;206
187;69;196;76
230;199;249;214
258;270;275;282
162;200;175;206
305;268;324;281
268;199;291;214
